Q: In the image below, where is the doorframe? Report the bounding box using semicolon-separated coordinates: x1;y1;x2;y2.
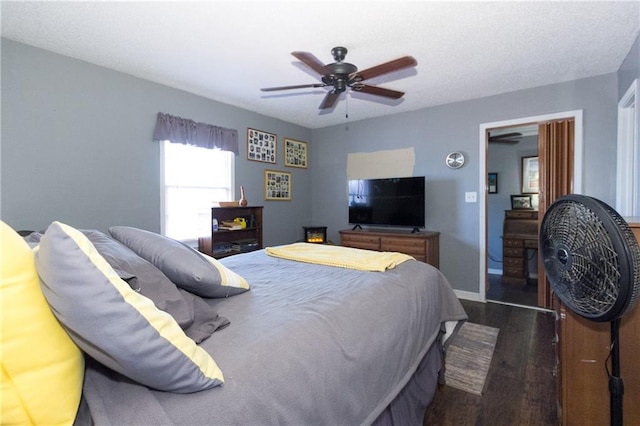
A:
616;78;639;216
478;110;583;303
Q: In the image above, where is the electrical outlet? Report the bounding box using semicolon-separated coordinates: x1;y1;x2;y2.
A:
465;192;477;203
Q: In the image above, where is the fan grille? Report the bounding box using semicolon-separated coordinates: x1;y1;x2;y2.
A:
595;198;640;312
540;195;640;321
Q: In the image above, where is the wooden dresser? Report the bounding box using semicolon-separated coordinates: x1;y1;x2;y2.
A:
557;218;640;425
502;210;538;284
339;229;440;268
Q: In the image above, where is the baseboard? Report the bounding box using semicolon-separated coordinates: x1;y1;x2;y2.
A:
454;289;483;302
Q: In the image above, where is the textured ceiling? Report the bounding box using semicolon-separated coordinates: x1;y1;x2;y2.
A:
2;1;639;129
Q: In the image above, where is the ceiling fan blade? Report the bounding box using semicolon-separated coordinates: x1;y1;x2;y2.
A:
489;139;519;144
291;51;328;75
352;84;405;99
319;91;340;109
350;56;417;82
261;83;327;92
489;132;523;140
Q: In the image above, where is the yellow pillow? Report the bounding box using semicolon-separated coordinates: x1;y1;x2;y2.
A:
0;221;84;425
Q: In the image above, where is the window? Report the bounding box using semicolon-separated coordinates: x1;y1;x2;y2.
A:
161;141;234;243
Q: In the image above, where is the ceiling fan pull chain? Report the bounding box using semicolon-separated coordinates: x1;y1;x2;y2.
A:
346;95;349;120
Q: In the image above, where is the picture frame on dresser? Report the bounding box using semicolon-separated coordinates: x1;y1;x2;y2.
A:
511;194;533;210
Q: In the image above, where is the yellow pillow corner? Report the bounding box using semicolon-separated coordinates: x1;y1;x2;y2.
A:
202;253;250;290
1;221;84;425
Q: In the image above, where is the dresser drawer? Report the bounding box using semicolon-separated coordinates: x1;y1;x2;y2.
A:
504;247;524;257
380;237;426;256
504;257;524;268
339;230;439;268
524;239;539;249
504;238;524;248
340;234;380;251
505;210;538;219
504;267;526;277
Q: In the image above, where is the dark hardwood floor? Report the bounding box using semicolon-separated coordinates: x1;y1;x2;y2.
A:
424;299;559;426
486;273;538;307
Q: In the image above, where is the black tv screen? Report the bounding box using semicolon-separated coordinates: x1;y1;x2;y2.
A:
348;176;425;228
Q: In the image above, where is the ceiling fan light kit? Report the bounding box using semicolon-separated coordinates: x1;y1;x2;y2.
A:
261;46;417;110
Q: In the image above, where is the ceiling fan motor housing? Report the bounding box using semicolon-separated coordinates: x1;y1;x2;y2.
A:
540;194;640;322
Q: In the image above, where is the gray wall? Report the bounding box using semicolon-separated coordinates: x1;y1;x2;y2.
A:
618;34;640;99
4;35;637;296
1;39;312;246
310;74;619;294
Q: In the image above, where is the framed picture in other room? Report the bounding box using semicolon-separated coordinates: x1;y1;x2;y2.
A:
511;194;533;210
488;173;498;194
521;156;539;194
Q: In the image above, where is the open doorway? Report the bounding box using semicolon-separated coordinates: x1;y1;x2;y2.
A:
486;124;539;307
479;111;583;309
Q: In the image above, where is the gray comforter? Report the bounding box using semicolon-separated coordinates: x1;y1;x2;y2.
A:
81;249;467;425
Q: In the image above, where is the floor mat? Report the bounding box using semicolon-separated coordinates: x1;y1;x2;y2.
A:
444;322;499;395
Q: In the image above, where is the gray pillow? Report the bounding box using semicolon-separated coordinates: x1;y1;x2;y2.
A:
82;230;230;342
81;230;194;329
35;221;224;393
109;226;249;298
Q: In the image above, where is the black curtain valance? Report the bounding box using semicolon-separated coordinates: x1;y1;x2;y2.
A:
153;112;239;155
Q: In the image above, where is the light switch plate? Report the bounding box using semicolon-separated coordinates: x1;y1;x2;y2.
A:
465;192;477;203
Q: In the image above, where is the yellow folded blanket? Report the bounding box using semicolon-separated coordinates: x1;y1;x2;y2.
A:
265;242;414;272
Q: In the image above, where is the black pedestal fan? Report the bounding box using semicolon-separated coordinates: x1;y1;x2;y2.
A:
540;195;640;426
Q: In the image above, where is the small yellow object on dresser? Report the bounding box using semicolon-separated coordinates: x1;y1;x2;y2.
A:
233;217;247;229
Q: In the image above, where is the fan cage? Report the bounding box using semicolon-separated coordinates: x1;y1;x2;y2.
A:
596;198;640;312
541;195;640;322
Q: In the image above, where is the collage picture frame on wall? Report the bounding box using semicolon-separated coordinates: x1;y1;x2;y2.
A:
264;169;291;201
284;137;308;168
247;128;277;164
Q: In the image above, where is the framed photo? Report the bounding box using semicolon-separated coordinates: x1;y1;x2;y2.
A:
488;172;498;194
264;169;291;201
521;156;539;194
247;128;277;164
284;137;308;168
511;194;533;210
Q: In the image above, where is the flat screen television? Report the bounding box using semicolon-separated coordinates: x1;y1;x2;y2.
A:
348;176;425;230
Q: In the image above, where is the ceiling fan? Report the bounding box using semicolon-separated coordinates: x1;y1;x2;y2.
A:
260;46;417;110
488;132;523;144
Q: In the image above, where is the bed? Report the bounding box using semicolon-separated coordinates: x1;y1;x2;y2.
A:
2;221;467;426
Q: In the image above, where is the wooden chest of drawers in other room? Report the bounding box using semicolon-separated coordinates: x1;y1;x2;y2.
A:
339;229;440;268
502;210;538;284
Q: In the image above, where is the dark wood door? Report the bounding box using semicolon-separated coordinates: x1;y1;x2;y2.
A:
537;118;575;308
